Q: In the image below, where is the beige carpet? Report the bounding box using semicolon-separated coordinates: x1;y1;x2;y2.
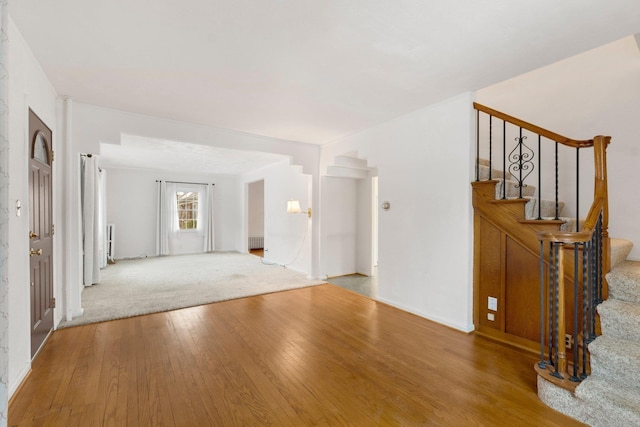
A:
58;252;325;328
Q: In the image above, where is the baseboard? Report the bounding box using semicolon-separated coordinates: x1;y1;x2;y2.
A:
8;365;31;400
475;325;539;354
377;296;475;333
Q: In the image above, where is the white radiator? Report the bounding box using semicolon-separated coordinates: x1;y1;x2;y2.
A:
106;223;115;261
248;236;264;250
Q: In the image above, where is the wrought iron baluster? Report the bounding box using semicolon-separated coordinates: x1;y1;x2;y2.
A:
552;242;563;379
576;148;580;232
588;229;597;342
582;241;589;378
548;243;556;367
537;135;542;220
519;127;523;198
539;241;547;369
508;129;534;198
597;214;603;304
572;243;580;381
502;121;506;199
555;141;559;220
476;110;480;182
489;115;493;180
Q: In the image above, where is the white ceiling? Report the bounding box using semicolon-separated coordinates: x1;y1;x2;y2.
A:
99;135;289;175
11;1;640;149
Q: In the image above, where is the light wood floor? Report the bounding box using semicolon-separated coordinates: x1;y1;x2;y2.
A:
9;284;583;426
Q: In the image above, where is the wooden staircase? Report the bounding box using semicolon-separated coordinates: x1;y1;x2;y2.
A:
473;177;574;351
472;102;640;424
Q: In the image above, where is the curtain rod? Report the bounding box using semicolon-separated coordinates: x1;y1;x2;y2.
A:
156;180;215;186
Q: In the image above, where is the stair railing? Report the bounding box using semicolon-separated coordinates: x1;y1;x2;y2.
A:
474;102;610;391
475;102;595;223
535;135;610;390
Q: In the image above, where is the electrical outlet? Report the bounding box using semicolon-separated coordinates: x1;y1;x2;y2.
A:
565;334;572;349
487;313;495;321
488;296;498;311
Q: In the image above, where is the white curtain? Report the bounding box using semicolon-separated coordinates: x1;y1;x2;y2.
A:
156;181;179;255
99;169;107;268
203;184;215;252
80;155;105;286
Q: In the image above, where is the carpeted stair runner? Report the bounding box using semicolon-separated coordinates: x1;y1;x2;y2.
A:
588;336;640;392
537;244;640;426
598;299;640;341
573;379;640;427
607;260;640;303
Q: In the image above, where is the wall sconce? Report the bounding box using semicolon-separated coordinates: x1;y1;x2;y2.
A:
287;200;312;218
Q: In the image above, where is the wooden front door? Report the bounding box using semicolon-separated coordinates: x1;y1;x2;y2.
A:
29;109;54;358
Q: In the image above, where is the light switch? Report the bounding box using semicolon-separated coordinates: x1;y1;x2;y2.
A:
488;296;498;311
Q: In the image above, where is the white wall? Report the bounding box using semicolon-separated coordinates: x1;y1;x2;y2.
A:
321;93;475;332
477;35;640;260
243;160;312;275
356;177;375;276
106;168;241;259
7;19;60;396
322;176;357;277
248;180;264;238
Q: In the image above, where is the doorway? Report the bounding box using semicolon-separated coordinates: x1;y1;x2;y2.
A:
28;109;54;358
248;180;265;257
322;174;378;297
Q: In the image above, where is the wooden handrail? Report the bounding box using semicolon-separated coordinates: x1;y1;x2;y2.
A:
474;102;595;148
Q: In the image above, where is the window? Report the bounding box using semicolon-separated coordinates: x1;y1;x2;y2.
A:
33;132;50;164
176;191;198;230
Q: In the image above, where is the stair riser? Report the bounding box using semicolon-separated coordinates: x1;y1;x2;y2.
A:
590;356;640;392
524;199;564;219
538;376;640;427
598;304;640;342
494;180;536;199
478;164;510;180
600;320;640;342
573;394;640;427
610;240;634;270
607;261;640;304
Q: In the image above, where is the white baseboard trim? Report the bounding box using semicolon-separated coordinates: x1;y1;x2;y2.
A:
9;364;31;399
376;296;475;333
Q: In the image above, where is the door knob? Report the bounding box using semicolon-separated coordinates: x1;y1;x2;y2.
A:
29;248;42;256
29;231;38;239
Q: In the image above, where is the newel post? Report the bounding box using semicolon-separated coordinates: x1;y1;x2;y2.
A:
593;135;611;299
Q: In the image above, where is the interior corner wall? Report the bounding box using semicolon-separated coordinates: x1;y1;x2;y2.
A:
320;92;476;332
477;35;640;260
7;18;59;397
106;168;241;259
243;161;312;276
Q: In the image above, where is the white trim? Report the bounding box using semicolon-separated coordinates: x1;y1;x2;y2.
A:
377;296;476;333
